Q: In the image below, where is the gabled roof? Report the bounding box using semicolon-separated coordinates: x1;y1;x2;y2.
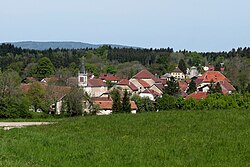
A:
133;69;161;82
94;100;137;110
99;74;120;81
87;79;107;87
138;79;151;88
141;88;161;97
153;83;164;91
178;81;188;92
41;77;60;83
219;80;235;95
117;79;138;91
186;92;208;100
95;101;113;110
200;71;230;83
172;67;183;73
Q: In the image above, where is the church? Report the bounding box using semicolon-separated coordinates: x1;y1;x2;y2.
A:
78;58;108;97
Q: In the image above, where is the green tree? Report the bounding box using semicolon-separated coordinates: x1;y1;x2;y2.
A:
131;94;154;112
178;59;187;74
187;79;197;94
0;70;21;98
122;90;131;113
111;89;122;113
156;94;176;111
27;82;47;112
209;82;222;94
164;77;180;97
63;87;85;116
36;57;55;80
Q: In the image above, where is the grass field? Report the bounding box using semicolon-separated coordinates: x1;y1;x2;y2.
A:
1;110;250;166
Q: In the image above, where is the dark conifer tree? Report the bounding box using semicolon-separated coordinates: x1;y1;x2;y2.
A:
164;77;180;97
178;59;187;74
122;90;131;113
187;79;197;94
111;89;122;113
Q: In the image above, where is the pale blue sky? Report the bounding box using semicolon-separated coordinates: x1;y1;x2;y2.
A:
1;0;250;51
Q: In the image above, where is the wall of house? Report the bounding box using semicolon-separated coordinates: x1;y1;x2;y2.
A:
131;110;137;114
97;109;112;115
129;79;145;92
139;93;155;101
85;86;108;97
171;72;185;80
56;100;63;115
150;85;162;95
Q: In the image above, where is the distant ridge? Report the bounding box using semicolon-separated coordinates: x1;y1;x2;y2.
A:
5;41;137;50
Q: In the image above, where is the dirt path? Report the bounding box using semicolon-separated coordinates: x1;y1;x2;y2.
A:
0;122;55;130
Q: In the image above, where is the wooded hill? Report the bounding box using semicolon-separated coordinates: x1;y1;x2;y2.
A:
0;43;250;92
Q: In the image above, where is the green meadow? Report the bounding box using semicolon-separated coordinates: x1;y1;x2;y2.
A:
1;110;250;166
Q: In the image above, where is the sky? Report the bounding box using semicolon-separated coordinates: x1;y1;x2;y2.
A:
1;0;250;52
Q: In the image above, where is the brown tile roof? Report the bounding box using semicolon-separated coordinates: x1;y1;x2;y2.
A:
99;74;120;81
186;92;208;100
88;79;107;87
118;79;138;91
172;67;183;73
133;69;161;83
138;79;151;88
94;100;137;110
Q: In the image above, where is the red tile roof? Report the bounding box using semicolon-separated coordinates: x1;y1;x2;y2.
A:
88;79;107;87
95;101;113;110
141;88;161;97
153;83;164;91
186;92;208;100
117;79;138;91
219;80;235;95
138;79;151;88
133;69;161;83
199;71;230;83
99;74;120;81
178;81;188;92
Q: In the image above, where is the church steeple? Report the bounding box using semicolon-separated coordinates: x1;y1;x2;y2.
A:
78;57;88;87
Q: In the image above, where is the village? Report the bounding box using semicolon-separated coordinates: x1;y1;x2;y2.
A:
19;58;235;115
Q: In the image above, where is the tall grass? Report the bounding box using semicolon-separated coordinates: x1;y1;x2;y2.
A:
1;110;250;166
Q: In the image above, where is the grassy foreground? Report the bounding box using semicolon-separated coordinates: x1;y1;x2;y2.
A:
1;110;250;166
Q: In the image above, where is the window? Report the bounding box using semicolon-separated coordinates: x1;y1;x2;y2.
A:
80;77;84;82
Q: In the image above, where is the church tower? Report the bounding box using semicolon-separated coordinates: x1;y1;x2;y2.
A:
78;57;88;87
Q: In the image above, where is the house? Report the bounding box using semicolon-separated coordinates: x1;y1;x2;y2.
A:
99;74;120;83
139;88;161;101
195;71;235;94
171;67;185;80
93;97;138;115
19;83;71;114
128;69;163;98
186;92;208;100
161;73;173;85
113;79;138;94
